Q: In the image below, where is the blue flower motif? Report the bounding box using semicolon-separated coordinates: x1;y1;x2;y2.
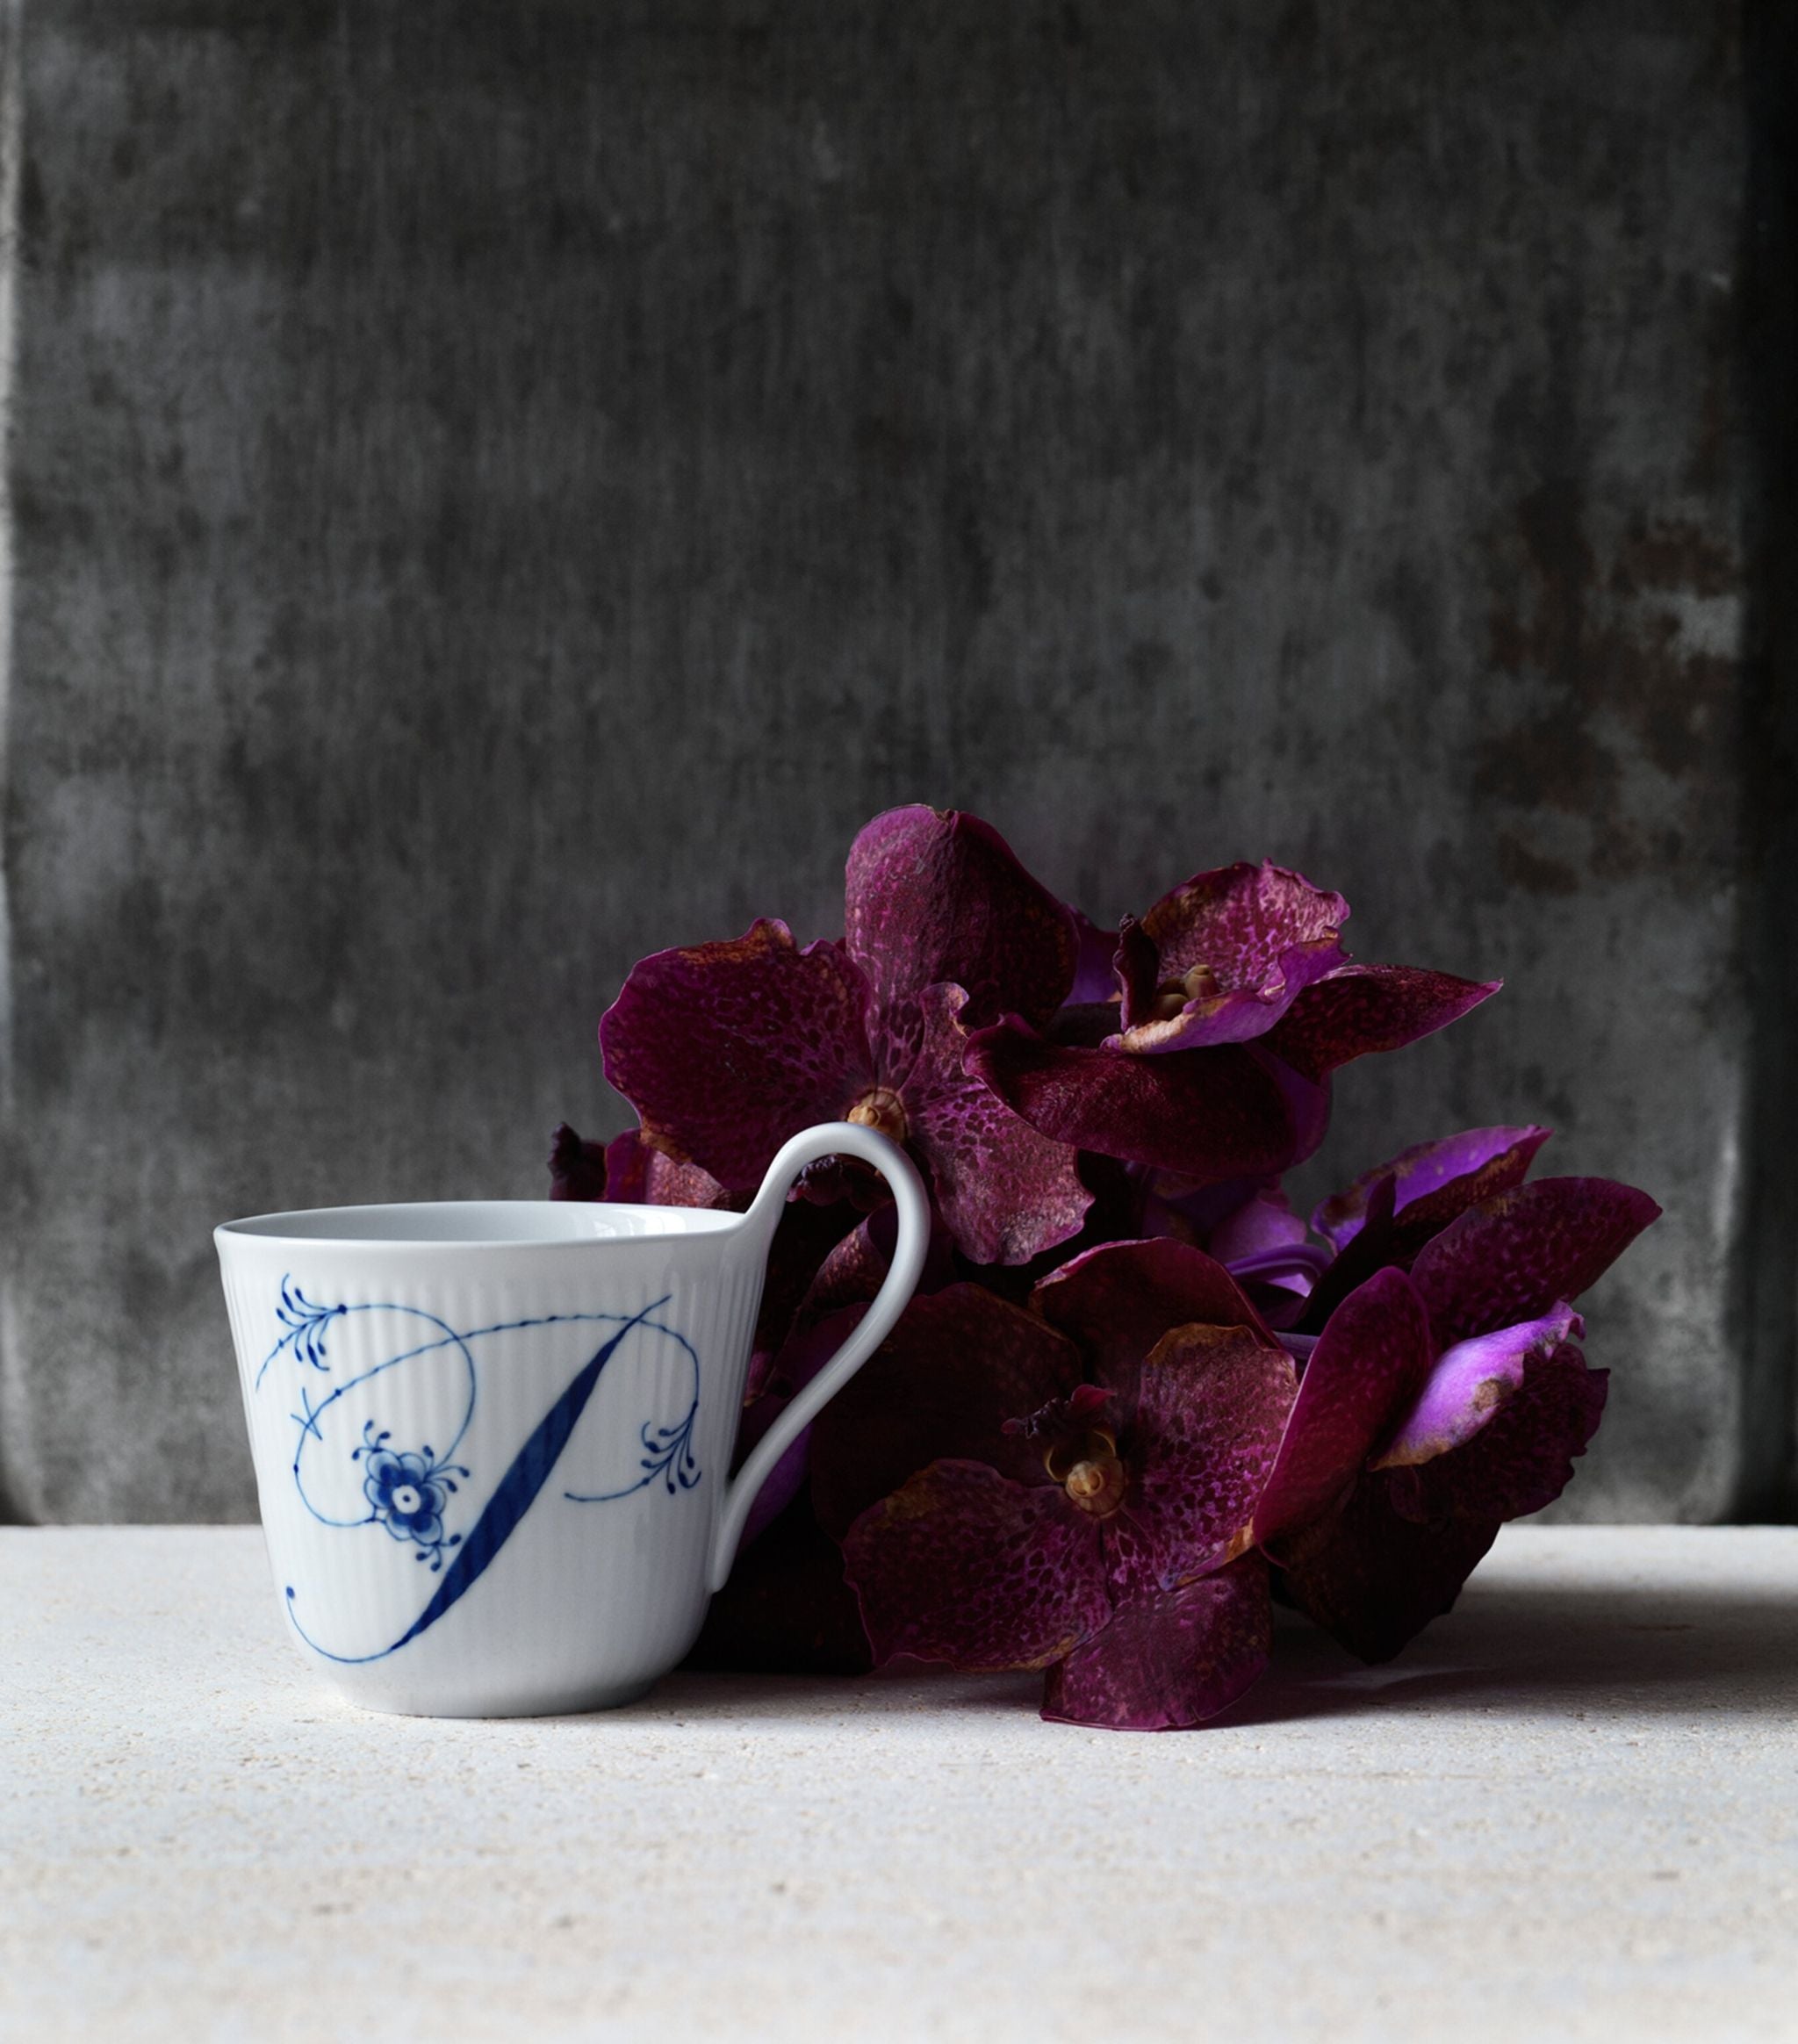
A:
355;1426;468;1569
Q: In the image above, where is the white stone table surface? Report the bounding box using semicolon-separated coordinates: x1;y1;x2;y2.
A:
3;1525;1796;2043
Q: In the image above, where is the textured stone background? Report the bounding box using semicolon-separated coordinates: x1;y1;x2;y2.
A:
1;1;1791;1522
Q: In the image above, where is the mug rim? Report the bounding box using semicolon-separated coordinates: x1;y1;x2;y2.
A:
215;1198;743;1251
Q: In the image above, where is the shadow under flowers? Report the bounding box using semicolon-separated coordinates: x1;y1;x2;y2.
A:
619;1567;1798;1732
1212;1575;1798;1727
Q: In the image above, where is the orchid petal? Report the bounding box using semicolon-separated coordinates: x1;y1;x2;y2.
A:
1313;1125;1552;1251
1402;1341;1608;1522
1370;1305;1584;1470
1112;862;1348;1055
599;920;874;1191
845;806;1077;1036
1106;1324;1296;1596
1271;1338;1608;1663
1040;1557;1272;1730
1269;1476;1501;1664
1409;1177;1663;1347
1034;1238;1277;1409
965;1018;1299;1180
1253;1267;1435;1546
843;1460;1110;1671
598;1126;737;1209
904;984;1092;1265
1261;965;1500;1082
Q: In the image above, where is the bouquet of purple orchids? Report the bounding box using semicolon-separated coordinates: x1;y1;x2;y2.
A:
550;806;1658;1731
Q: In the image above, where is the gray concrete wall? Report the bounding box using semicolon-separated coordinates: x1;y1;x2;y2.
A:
1;0;1790;1522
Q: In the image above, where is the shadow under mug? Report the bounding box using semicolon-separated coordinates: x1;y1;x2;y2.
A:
215;1122;928;1717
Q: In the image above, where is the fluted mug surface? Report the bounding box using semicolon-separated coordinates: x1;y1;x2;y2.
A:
216;1124;928;1717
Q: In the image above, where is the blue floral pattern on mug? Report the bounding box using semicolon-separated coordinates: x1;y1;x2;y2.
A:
355;1425;468;1569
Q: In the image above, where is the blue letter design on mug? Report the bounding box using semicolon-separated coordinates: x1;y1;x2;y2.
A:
256;1278;702;1663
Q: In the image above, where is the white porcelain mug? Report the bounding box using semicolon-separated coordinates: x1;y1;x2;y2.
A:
216;1123;927;1717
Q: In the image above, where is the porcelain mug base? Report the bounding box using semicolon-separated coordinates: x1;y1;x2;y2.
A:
323;1673;659;1720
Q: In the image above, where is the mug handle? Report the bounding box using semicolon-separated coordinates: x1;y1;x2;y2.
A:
708;1121;930;1593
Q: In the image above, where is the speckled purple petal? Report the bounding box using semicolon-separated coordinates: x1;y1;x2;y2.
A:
1269;1475;1500;1664
1106;1324;1296;1596
1123;863;1346;1017
808;1285;1083;1539
1260;965;1501;1082
599;920;875;1191
905;983;1091;1265
1410;1177;1662;1347
1404;1341;1609;1523
1112;863;1348;1054
1034;1238;1277;1407
1370;1305;1584;1471
1252;1267;1435;1547
1040;1557;1273;1730
1143;861;1348;961
965;1019;1300;1181
845;806;1077;1033
843;1460;1110;1672
1313;1125;1553;1252
600;1127;739;1209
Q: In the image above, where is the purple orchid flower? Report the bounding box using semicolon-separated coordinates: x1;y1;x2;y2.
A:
557;805;1661;1725
1110;861;1352;1054
813;1242;1299;1729
964;861;1499;1181
1248;1155;1661;1661
598;807;1092;1265
1296;1123;1552;1328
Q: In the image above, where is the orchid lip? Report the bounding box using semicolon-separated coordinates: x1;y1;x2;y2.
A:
1149;961;1227;1019
1047;1430;1126;1517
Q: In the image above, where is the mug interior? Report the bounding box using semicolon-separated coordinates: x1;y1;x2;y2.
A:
216;1200;741;1247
